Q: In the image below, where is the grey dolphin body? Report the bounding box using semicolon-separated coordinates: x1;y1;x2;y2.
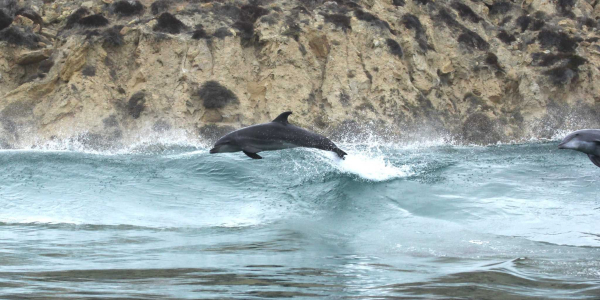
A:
558;129;600;167
209;112;347;159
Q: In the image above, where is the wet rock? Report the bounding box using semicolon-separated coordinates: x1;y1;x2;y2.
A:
152;119;170;132
199;124;235;143
462;113;500;144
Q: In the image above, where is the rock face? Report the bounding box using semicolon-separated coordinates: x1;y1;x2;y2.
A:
1;0;600;149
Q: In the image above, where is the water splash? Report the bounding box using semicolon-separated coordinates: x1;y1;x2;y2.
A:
309;145;413;182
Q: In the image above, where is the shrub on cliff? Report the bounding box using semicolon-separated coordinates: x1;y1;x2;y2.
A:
112;0;145;17
538;30;579;53
323;14;351;32
198;81;239;109
0;26;40;48
437;8;462;29
151;0;170;15
531;52;587;85
516;15;531;32
487;1;511;15
530;19;545;31
556;0;575;16
191;25;208;40
451;2;481;23
497;30;516;44
392;0;405;6
402;14;428;52
103;25;124;46
544;67;576;85
458;30;489;51
386;39;403;59
579;17;597;29
127;92;146;119
38;58;54;74
232;21;254;43
484;53;504;72
0;10;12;31
153;12;186;34
212;27;232;39
517;14;545;32
354;9;391;31
77;14;110;27
239;5;268;23
531;52;586;67
65;8;89;29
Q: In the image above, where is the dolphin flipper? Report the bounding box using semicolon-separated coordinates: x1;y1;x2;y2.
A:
243;151;262;159
587;154;600;168
242;146;262;159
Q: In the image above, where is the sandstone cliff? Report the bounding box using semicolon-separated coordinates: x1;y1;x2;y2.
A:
1;0;599;149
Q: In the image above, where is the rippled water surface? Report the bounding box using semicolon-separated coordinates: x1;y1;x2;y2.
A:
1;142;599;299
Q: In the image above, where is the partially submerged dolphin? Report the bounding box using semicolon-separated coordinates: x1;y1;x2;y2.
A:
209;111;347;159
558;129;600;167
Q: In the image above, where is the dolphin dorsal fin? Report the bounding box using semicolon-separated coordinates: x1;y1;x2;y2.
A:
272;111;292;125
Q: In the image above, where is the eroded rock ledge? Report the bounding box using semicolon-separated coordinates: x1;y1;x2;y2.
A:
1;0;600;149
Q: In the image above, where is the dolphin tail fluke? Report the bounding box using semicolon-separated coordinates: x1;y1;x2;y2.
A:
333;148;347;160
587;154;600;168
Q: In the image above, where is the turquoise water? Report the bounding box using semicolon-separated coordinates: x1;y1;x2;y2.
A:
0;142;599;299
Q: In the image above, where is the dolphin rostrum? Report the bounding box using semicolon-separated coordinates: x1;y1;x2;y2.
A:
209;111;347;159
558;129;600;167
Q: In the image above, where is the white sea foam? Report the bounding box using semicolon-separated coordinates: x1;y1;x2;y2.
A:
7;128;207;155
310;146;414;182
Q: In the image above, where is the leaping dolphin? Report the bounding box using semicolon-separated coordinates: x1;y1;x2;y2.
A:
558;129;600;167
209;111;347;159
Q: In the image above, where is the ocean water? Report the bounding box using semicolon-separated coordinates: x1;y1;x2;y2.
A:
0;141;599;299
